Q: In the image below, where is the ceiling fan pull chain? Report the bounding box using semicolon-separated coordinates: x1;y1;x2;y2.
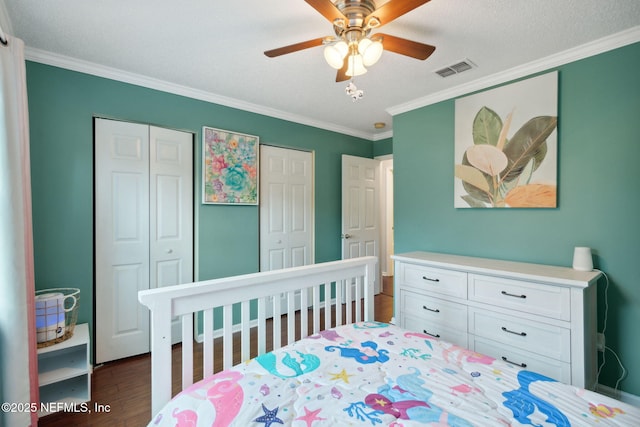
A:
345;81;364;101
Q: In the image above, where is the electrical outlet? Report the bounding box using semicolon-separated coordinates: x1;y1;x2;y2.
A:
597;333;605;352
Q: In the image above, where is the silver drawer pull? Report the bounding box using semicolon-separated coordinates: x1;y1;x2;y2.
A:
423;330;440;338
501;356;527;368
501;290;527;299
422;305;440;313
501;326;527;336
422;276;440;282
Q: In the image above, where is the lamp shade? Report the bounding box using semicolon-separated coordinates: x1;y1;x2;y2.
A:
345;54;367;77
358;38;383;66
323;41;348;69
572;247;593;271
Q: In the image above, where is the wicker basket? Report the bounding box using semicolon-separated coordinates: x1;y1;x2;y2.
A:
35;288;80;348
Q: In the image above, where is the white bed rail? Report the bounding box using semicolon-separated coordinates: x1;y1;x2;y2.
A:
138;256;377;416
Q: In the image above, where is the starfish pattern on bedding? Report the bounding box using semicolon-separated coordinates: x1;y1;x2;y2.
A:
255;404;284;427
295;406;326;426
329;368;354;383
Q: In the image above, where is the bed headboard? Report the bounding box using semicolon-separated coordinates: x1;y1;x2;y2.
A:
138;256;377;415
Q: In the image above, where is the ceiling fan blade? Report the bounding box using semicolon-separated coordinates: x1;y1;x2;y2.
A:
366;0;431;27
378;33;435;60
305;0;347;24
264;37;326;57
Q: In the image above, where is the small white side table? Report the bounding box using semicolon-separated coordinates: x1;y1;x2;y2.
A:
37;323;91;416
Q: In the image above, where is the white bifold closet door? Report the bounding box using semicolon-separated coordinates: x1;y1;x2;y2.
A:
259;145;314;317
259;145;314;271
95;118;193;364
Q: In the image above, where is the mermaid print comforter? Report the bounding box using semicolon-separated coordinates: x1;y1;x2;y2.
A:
148;322;640;426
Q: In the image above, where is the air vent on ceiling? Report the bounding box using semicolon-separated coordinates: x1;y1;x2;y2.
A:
435;59;475;78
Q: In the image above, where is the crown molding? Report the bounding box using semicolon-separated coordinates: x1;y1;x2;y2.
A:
372;130;393;141
23;26;639;141
387;26;640;116
24;47;377;141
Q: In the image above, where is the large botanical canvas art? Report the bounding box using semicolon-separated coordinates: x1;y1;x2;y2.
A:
454;72;558;208
202;127;259;205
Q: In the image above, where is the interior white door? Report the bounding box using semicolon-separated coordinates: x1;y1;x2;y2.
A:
260;145;313;314
260;145;313;271
95;119;193;363
149;126;193;343
95;119;151;363
342;154;380;293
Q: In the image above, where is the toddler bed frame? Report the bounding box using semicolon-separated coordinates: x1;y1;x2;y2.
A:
138;256;377;415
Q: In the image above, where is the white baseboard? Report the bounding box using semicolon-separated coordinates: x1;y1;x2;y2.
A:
596;384;640;408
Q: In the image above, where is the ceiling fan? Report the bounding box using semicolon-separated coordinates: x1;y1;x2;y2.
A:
264;0;436;82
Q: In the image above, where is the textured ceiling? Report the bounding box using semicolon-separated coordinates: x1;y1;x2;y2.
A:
3;0;640;139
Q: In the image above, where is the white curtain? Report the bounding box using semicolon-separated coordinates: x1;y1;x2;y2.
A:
0;35;39;427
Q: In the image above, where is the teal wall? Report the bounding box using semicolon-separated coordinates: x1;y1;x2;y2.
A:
26;62;373;357
373;136;393;157
393;42;640;395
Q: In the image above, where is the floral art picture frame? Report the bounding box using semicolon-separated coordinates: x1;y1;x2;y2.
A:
454;71;558;208
202;126;259;205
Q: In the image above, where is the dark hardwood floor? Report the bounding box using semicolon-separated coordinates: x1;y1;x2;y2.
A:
38;288;393;426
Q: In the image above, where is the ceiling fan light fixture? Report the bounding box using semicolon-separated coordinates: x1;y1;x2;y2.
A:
365;16;381;29
345;54;367;77
358;37;383;67
323;41;349;69
264;0;436;82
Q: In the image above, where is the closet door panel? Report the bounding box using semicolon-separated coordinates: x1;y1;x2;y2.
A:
150;126;193;344
260;146;314;317
95;119;150;364
96;120;193;362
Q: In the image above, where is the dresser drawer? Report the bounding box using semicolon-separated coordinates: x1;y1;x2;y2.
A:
401;290;467;331
471;336;571;384
400;264;467;299
468;274;571;321
402;313;468;348
468;308;570;362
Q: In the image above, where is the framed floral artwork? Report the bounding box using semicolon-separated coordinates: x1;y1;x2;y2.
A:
202;127;259;205
454;71;558;208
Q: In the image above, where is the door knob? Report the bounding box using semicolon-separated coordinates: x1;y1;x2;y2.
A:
166;249;173;254
341;233;352;239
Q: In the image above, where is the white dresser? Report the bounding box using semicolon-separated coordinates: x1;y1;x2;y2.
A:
392;251;601;389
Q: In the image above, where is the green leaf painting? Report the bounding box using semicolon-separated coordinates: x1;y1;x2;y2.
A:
454;72;558;208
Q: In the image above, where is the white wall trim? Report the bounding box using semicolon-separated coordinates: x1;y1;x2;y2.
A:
24;47;376;141
387;26;640;116
377;157;394;277
372;130;393;141
596;383;640;408
22;26;640;140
